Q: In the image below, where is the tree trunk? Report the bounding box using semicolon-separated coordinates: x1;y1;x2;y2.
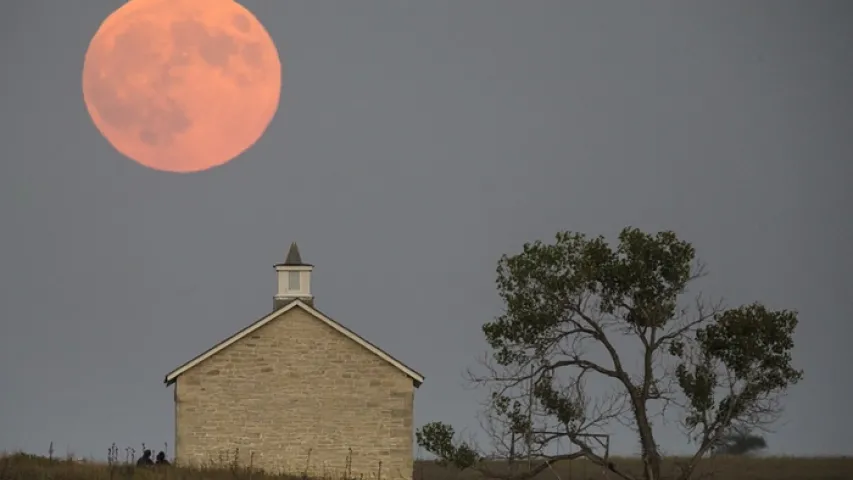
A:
642;448;662;480
634;405;662;480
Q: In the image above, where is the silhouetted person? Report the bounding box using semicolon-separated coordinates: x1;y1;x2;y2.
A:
136;449;154;467
156;451;170;466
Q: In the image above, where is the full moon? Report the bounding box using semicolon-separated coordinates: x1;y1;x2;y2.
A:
82;0;281;173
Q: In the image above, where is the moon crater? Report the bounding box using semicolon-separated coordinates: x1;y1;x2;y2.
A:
82;0;281;172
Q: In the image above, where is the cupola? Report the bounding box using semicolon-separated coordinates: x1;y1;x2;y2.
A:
274;242;313;310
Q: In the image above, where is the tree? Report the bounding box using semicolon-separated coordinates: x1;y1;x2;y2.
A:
712;427;768;456
416;227;802;480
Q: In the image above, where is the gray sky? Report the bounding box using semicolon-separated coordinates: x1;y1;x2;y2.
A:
1;0;851;459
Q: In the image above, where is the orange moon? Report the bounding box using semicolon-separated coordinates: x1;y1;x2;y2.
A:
82;0;281;173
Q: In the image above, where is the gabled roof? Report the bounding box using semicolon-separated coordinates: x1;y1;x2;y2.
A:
163;300;424;387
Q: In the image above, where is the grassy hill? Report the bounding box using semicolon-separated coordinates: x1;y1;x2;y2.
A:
1;452;851;480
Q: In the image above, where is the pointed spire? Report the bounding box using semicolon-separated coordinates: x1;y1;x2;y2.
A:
284;242;303;265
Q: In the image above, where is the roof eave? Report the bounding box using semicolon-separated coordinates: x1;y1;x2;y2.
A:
162;300;424;388
166;371;422;388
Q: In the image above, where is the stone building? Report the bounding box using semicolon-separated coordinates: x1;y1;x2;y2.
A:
163;243;424;478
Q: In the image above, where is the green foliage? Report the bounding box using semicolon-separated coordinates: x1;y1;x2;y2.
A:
484;228;696;367
491;392;533;436
678;304;803;430
529;370;585;428
415;422;480;469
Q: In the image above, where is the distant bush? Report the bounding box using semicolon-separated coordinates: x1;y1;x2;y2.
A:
713;430;769;456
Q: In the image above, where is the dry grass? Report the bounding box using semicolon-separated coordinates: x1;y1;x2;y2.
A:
0;452;299;480
1;451;851;480
416;456;853;480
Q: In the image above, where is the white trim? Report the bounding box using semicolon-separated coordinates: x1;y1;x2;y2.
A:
274;265;313;272
164;300;424;386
